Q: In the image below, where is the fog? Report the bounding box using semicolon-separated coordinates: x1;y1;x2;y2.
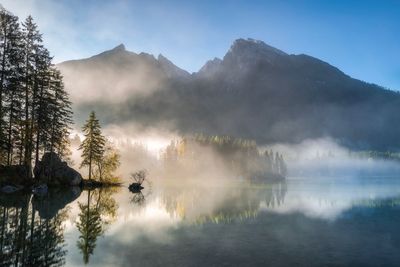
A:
69;119;400;186
69;122;240;183
267;138;400;177
57;48;172;106
56;42;400;183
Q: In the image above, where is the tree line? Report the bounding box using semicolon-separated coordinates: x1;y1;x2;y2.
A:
162;134;288;178
0;7;72;172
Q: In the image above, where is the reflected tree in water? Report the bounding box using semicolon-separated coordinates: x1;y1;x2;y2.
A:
158;181;287;224
0;193;69;266
130;191;145;206
28;207;68;266
76;190;102;264
76;188;118;264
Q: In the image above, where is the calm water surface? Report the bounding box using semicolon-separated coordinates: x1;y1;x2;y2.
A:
2;177;400;266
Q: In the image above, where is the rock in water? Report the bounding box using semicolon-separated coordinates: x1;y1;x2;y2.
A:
34;152;82;186
0;185;21;194
129;183;144;192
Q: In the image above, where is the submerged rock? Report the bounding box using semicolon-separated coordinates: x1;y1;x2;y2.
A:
0;185;22;194
32;184;48;196
34;152;82;186
32;186;82;219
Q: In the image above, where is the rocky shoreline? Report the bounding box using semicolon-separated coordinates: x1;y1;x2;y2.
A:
0;152;120;194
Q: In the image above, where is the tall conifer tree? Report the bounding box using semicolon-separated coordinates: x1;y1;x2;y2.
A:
79;111;105;180
0;7;73;177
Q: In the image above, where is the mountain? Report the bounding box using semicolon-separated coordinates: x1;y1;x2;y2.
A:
57;38;400;150
57;44;190;105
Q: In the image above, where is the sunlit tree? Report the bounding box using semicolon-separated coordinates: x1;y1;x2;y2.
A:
93;140;121;182
79;111;106;180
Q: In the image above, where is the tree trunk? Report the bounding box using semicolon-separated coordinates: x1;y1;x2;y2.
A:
34;83;45;166
30;66;39;168
7;92;14;165
0;28;7;129
24;51;30;170
89;154;92;180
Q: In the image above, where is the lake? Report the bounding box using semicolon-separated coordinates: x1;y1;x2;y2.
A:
1;176;400;267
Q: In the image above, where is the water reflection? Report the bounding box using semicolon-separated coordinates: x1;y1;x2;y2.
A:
0;187;119;266
76;188;119;264
158;182;287;224
130;191;146;206
0;189;73;266
1;178;400;266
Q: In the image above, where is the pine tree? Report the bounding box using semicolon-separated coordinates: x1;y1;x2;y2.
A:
21;15;42;168
31;46;52;164
0;7;73;182
0;8;23;163
79;111;106;180
41;68;72;162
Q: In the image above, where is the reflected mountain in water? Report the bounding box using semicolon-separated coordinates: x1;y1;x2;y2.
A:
1;178;400;266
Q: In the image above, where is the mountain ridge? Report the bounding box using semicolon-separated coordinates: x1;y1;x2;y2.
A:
59;38;350;80
57;38;400;150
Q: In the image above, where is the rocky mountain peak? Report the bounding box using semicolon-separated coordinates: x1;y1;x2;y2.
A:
197;57;223;77
112;43;126;51
224;38;288;66
229;38;287;56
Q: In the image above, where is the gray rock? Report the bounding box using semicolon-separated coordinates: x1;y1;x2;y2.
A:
34;152;82;186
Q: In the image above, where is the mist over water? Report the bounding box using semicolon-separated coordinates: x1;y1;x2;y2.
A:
5;119;400;266
69;129;400;183
3;175;400;267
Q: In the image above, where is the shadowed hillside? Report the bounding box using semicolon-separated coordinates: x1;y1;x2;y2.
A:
57;38;400;150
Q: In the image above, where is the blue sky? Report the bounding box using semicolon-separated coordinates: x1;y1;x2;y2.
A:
2;0;400;90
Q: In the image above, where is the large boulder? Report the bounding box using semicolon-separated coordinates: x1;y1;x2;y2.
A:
34;152;82;186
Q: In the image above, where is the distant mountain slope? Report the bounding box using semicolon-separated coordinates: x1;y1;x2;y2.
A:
57;38;400;150
57;44;190;104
